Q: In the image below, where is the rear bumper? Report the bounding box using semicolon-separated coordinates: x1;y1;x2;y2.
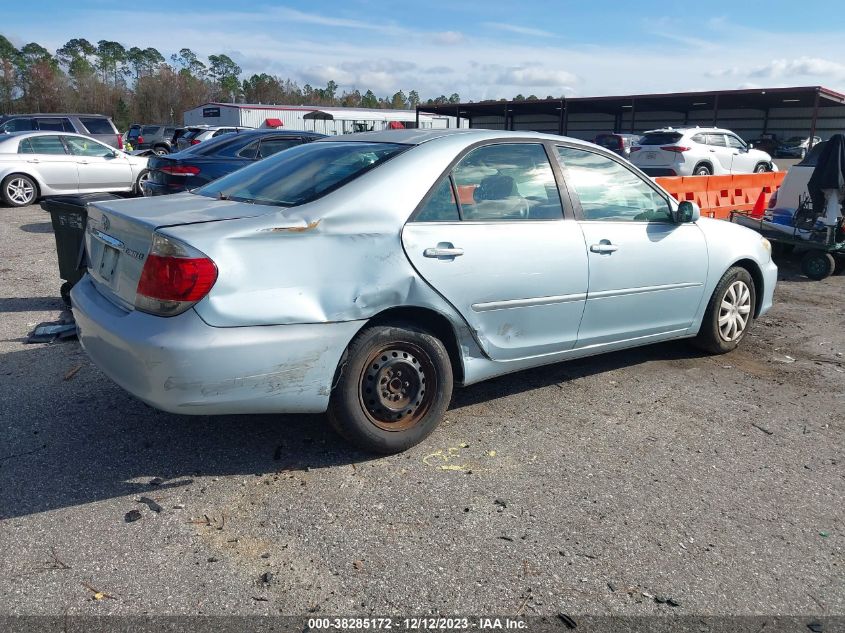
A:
140;181;185;196
641;167;678;177
71;275;363;415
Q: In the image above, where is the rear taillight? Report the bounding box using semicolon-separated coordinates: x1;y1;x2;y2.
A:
138;135;144;144
159;165;200;176
768;188;779;209
135;233;217;316
660;145;691;153
191;139;201;145
630;146;642;153
117;135;123;150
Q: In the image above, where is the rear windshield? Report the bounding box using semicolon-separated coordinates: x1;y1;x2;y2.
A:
182;129;205;140
595;135;622;149
797;141;827;167
80;117;116;135
195;141;407;207
637;132;682;146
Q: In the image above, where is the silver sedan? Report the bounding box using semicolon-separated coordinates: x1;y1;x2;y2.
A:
0;132;149;207
71;129;777;453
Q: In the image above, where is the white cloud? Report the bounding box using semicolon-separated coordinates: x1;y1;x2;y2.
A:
434;31;464;45
496;66;578;88
482;22;555;38
750;57;845;79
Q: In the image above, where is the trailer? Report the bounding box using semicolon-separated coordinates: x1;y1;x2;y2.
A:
183;103;463;135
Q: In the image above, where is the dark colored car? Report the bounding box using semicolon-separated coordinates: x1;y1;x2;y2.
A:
141;129;326;196
593;133;640;159
0;113;122;148
126;124;183;154
747;133;780;157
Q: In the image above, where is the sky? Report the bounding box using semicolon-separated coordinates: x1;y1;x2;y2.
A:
4;0;845;101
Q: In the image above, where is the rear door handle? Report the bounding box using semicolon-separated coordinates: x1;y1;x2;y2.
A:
590;242;619;254
424;245;464;259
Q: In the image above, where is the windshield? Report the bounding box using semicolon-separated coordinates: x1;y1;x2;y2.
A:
195;141;408;207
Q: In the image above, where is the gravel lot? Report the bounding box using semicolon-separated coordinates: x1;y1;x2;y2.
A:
0;202;842;618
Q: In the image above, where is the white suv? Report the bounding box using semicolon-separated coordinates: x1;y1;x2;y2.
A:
631;127;776;177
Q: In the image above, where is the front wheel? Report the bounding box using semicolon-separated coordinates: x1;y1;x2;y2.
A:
1;174;38;207
327;324;453;454
693;267;756;354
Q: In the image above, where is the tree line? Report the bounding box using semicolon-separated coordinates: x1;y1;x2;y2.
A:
0;35;476;130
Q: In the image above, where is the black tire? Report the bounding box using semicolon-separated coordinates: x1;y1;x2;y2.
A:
754;163;769;173
801;251;836;280
327;323;453;454
693;163;712;176
834;256;845;275
60;281;73;308
1;173;38;207
153;146;168;155
693;266;756;354
134;170;150;196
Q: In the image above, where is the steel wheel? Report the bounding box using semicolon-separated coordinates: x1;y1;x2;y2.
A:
6;177;36;205
718;280;751;342
359;343;437;431
136;170;150;195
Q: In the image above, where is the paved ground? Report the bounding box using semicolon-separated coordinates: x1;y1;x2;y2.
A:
0;202;842;618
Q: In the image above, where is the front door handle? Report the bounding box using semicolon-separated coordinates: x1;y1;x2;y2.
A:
590;241;619;254
27;158;40;163
424;244;464;259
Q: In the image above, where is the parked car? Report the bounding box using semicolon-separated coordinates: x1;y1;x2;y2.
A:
126;124;183;154
141;129;325;196
0;132;149;207
631;127;776;176
747;133;780;157
593;133;640;159
766;139;828;213
777;136;821;159
71;129;776;453
0;114;123;149
176;126;252;151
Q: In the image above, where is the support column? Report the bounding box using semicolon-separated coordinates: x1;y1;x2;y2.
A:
712;94;719;126
808;89;821;149
629;99;636;134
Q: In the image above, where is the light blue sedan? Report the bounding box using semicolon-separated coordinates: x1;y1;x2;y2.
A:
71;129;777;453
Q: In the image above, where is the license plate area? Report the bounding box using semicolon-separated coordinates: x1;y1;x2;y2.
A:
646;151;657;159
99;244;120;282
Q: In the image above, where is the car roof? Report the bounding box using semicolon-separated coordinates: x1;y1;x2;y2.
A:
314;128;595;147
0;113;111;118
645;126;731;134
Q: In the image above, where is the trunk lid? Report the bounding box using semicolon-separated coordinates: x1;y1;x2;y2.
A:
632;131;683;167
84;193;271;310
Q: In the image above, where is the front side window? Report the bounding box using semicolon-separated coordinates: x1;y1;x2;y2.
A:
557;146;672;222
451;143;563;221
21;135;68;155
64;136;114;157
706;134;726;147
195;141;407;207
726;135;745;150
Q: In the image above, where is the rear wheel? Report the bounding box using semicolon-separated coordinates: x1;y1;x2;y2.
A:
693;163;712;176
327;324;453;454
754;163;769;173
693;267;756;354
801;251;836;280
1;174;38;207
153;146;168;156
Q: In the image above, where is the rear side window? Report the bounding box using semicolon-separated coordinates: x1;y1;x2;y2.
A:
259;137;302;158
195;141;407;207
451;143;563;221
638;132;682;146
415;177;460;222
22;135;68;154
2;118;33;132
691;134;706;144
35;118;74;132
557;145;672;222
80;118;116;134
212;128;236;137
141;125;162;136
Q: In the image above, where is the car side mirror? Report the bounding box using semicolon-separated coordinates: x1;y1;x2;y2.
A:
748;142;755;149
674;201;700;223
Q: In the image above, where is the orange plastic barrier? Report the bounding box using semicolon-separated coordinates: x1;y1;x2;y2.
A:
655;172;785;220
